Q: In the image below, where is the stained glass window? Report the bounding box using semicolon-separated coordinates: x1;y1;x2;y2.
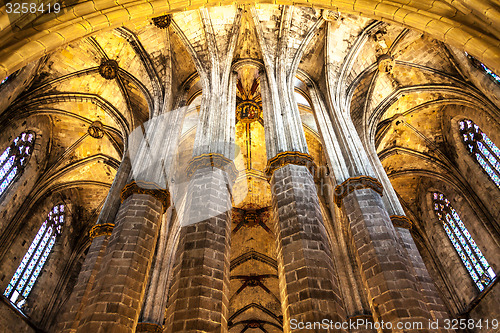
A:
466;53;500;85
459;120;500;189
3;205;65;309
0;131;35;199
1;76;9;85
433;192;496;291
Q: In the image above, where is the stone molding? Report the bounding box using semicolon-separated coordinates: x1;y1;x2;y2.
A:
334;175;384;207
264;151;316;178
186;153;238;183
390;215;413;229
89;223;114;239
136;322;163;333
120;181;170;211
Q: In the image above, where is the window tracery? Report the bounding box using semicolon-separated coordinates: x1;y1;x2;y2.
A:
433;192;496;291
0;131;35;198
3;204;65;309
459;119;500;189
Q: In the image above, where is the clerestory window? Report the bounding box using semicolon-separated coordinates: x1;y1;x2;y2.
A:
0;131;35;199
3;204;65;309
459;119;500;189
433;192;496;291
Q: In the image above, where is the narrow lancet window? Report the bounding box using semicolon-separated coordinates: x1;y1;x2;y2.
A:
433;192;496;291
0;131;35;198
3;204;65;309
459;119;500;189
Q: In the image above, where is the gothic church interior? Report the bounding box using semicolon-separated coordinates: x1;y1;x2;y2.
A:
0;2;499;333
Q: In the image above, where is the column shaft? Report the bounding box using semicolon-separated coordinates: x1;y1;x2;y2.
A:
165;167;231;332
271;165;346;332
342;188;432;331
76;194;163;333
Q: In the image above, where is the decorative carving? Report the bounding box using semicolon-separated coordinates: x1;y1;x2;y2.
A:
377;54;395;73
322;10;340;21
152;14;172;29
89;223;115;239
264;151;316;179
390;215;413;229
88;121;105;138
98;59;119;80
236;100;262;123
136;322;163;333
120;181;171;211
186;153;238;183
334;176;384;207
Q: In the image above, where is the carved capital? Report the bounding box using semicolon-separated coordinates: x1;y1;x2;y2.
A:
390;215;413;229
264;151;316;179
186;153;238;183
89;223;114;239
120;181;170;212
334;175;383;207
136;322;163;333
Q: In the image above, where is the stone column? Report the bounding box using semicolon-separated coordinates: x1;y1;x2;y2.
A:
75;188;168;333
267;161;347;331
299;20;436;330
136;207;174;333
164;9;241;332
253;8;347;330
55;156;131;333
165;159;235;333
391;216;451;328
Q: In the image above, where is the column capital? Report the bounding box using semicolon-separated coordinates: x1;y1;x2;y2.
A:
89;223;114;239
120;181;170;212
390;215;413;229
186;153;238;183
264;151;316;179
136;322;163;333
334;175;383;207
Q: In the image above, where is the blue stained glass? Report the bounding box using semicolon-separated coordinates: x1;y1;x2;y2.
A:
16;227;52;293
483;134;500;161
3;284;13;297
434;192;495;291
443;223;477;280
4;204;65;307
0;156;15;179
460;119;500;189
449;207;491;272
0;147;11;165
478;142;500;172
0;167;18;196
1;76;8;85
476;154;500;187
23;236;56;298
8;222;47;287
480;63;500;84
